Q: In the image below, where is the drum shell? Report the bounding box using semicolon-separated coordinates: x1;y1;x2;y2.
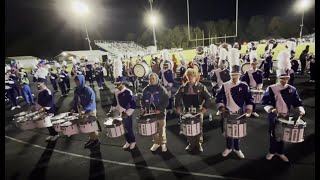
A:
275;118;306;143
60;122;80;137
34;116;53;128
137;118;158;136
224;114;247;138
52;120;67;132
251;89;265;104
104;119;125;138
180;117;201;137
133;63;151;78
16;117;36;130
241;63;251;73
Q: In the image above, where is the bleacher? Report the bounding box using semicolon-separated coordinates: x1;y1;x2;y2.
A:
94;40;150;58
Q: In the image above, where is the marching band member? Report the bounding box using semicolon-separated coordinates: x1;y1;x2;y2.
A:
49;68;59;92
5;72;21;110
127;61;135;87
34;60;48;84
110;76;137;150
8;69;23;99
241;50;263;117
71;75;101;148
178;50;187;78
18;68;34;105
281;39;296;85
174;68;213;152
36;81;60;141
71;62;83;77
215;48;254;159
85;60;95;86
299;45;309;75
211;47;230;98
242;50;250;63
172;54;178;78
94;62;104;89
140;73;169;152
309;53;315;82
62;66;71;91
261;54;305;162
57;67;68;97
160;50;175;115
151;57;161;76
259;47;274;81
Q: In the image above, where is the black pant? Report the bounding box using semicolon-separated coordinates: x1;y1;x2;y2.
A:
47;126;58;136
300;61;306;74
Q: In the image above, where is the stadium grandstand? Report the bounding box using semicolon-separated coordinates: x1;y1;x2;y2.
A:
94;40;150;58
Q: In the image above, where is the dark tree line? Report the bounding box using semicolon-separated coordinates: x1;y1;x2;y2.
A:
126;15;312;49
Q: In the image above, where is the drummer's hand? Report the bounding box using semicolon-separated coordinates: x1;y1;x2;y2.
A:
140;108;145;114
271;108;278;114
155;110;161;114
299;111;305;117
200;107;207;113
121;112;128;118
39;107;45;112
176;107;181;114
245;109;252;117
80;111;86;115
218;106;225;113
257;86;262;90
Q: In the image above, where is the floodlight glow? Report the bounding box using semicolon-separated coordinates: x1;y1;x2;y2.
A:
62;52;67;56
300;0;311;9
149;14;157;26
72;1;89;14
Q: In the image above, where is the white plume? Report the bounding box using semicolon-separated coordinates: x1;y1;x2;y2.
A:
162;49;170;60
268;43;274;51
277;50;291;70
178;51;186;65
249;50;259;63
209;44;218;55
228;48;240;67
286;40;296;52
219;48;228;60
113;56;123;78
227;44;232;51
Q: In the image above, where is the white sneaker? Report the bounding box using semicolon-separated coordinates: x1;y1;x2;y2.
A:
199;143;203;152
222;148;232;157
276;153;289;162
123;142;130;149
16;105;21;109
101;87;104;90
32;94;35;97
19;96;23;99
46;136;53;141
185;144;191;151
161;144;167;152
51;134;60;141
11;106;16;111
234;150;245;159
216;111;221;116
150;144;160;151
252;112;259;117
265;152;275;160
129;142;136;149
16;97;19;100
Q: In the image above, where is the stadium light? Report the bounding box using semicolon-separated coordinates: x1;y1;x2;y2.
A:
149;14;157;26
298;0;312;40
71;1;92;51
148;0;157;51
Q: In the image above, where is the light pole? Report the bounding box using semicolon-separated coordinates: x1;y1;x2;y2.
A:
299;0;311;41
149;0;157;51
72;1;92;51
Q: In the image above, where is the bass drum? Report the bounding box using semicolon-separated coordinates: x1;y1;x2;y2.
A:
241;63;251;73
133;62;151;78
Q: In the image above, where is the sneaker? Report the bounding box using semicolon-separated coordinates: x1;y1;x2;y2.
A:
234;150;245;159
265;152;275;160
11;106;16;111
161;144;167;152
150;144;160;151
267;78;271;80
185;144;191;151
16;105;21;109
51;134;60;141
16;97;19;100
129;142;136;149
222;148;232;157
199;143;203;152
252;112;259;118
101;87;104;90
276;153;289;162
123;142;130;149
19;96;23;99
32;94;35;97
46;136;54;141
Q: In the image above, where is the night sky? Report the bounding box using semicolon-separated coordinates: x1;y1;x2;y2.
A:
5;0;315;57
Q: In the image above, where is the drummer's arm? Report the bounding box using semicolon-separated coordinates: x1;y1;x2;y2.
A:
174;86;183;110
82;89;95;114
244;86;254;113
125;93;136;116
157;86;169;111
201;85;213;109
261;87;276;113
215;85;226;111
292;89;305;116
240;72;249;86
140;87;147;110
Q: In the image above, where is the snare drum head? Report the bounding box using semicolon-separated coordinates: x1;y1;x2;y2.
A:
241;63;251;73
133;63;150;78
251;89;265;93
60;121;73;127
14;111;29;117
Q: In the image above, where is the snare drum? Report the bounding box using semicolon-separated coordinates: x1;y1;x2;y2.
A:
180;113;201;137
251;89;265;104
16;117;36;130
51;112;69;121
14;111;30;117
60;121;79;137
104;117;125;138
33;113;53;128
78;115;99;133
224;113;247;138
137;114;158;136
276;117;306;143
52;119;67;132
133;62;151;78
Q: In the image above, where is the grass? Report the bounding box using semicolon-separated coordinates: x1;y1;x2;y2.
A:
126;43;315;65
